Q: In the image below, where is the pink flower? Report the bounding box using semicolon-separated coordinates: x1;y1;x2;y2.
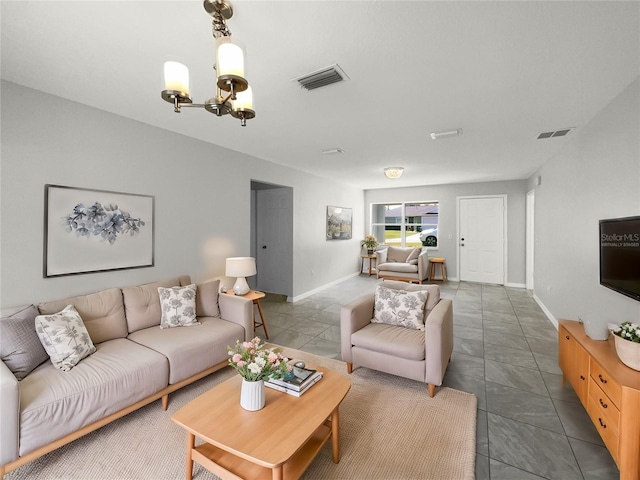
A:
232;354;242;363
237;360;246;367
268;352;278;363
242;342;252;349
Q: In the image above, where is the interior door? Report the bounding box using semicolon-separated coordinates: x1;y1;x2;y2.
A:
459;196;505;284
255;188;293;296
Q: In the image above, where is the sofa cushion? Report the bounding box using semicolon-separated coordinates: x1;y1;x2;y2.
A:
381;281;441;314
377;262;418;273
158;284;199;329
196;280;221;317
123;276;188;333
351;322;425;361
128;316;244;384
38;287;128;345
18;338;169;456
35;305;96;371
373;285;428;330
386;246;414;263
406;247;421;262
0;305;49;380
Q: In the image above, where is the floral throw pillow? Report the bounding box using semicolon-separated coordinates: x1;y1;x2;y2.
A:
35;305;96;371
158;284;199;329
372;285;428;331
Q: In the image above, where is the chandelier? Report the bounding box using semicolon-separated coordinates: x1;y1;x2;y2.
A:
161;0;255;126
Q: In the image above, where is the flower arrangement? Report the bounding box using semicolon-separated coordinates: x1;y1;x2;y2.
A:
361;234;378;250
612;322;640;343
228;337;292;382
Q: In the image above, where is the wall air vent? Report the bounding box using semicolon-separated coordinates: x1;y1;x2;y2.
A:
294;64;350;91
537;128;574;139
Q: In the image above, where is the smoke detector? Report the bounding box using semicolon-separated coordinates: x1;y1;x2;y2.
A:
294;64;350;91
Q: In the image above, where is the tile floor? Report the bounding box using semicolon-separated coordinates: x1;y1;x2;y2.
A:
255;275;619;480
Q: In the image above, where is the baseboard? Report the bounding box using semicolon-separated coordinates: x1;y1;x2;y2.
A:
533;293;559;329
288;271;361;302
505;282;526;288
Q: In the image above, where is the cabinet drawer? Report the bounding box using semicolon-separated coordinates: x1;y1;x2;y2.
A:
587;394;619;463
588;378;620;436
589;360;621;408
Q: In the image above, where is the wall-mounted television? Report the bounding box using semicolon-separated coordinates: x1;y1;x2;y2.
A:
599;216;640;302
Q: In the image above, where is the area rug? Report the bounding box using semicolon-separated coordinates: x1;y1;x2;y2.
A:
6;347;476;480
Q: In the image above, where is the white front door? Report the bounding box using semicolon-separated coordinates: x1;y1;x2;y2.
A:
255;188;293;296
459;196;505;284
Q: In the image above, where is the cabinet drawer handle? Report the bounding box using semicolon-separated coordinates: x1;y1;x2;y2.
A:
579;375;585;381
565;335;570;340
598;418;607;429
598;374;607;384
599;398;608;409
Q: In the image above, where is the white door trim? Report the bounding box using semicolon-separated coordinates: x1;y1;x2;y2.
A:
526;190;535;290
456;194;508;285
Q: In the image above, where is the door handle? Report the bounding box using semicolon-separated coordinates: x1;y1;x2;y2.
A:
461;243;465;247
262;245;267;249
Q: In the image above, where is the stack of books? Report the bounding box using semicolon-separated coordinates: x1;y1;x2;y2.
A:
266;364;323;397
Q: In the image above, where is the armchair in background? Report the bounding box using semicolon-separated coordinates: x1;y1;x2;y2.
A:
376;246;429;284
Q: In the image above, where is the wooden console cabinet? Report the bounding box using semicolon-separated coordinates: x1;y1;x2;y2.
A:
559;320;640;480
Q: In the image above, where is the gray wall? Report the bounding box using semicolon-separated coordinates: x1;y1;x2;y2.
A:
529;76;640;329
0;81;364;306
365;181;527;286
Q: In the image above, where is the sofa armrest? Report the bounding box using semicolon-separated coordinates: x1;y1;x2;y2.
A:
418;251;429;280
0;360;20;465
218;294;253;341
424;298;454;387
340;293;375;363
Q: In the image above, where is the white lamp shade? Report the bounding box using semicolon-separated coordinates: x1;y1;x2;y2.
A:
216;37;245;78
233;86;254;111
225;257;256;277
163;61;190;95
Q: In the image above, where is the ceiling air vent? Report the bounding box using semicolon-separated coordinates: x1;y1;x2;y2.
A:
537;128;574;139
294;64;350;91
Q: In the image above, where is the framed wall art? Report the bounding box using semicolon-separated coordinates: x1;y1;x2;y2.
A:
326;206;352;240
44;184;154;277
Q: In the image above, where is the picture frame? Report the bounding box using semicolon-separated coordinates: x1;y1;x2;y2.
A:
326;206;352;240
44;184;154;277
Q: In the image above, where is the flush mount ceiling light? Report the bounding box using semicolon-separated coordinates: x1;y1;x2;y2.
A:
161;0;255;126
384;167;404;179
430;129;463;140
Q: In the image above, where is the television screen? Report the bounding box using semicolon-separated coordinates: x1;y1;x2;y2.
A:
599;216;640;302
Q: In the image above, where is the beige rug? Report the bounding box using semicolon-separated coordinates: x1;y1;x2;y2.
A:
6;347;476;480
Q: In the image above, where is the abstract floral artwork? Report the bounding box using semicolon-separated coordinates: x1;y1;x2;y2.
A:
44;185;154;277
326;206;352;240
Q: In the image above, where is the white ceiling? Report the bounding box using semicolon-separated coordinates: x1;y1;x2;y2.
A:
2;1;639;190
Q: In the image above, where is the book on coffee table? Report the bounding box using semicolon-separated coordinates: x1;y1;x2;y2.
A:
265;372;323;397
268;365;320;392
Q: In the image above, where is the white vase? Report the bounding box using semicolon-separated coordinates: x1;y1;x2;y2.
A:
614;335;640;371
240;379;265;411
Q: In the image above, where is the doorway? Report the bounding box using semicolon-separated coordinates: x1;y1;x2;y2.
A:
250;181;293;297
458;195;506;285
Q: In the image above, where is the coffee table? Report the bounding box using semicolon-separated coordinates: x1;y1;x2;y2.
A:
171;368;350;480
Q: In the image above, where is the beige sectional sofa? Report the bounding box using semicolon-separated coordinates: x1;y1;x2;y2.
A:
0;275;253;476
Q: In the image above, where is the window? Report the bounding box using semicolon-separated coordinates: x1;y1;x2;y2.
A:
371;202;439;248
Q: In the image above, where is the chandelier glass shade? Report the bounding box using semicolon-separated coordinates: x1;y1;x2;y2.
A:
384;167;404;179
161;0;255;126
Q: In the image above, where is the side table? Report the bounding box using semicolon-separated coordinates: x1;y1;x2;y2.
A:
360;254;377;276
224;290;269;339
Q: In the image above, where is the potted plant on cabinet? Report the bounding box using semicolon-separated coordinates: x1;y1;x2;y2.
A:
610;321;640;371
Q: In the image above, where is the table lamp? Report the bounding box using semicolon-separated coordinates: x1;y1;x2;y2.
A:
225;257;256;295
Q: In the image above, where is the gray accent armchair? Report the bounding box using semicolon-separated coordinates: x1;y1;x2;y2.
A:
340;281;453;397
376;246;430;284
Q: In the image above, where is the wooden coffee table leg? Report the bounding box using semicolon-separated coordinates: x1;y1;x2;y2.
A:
331;407;340;463
186;433;195;480
272;464;283;480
